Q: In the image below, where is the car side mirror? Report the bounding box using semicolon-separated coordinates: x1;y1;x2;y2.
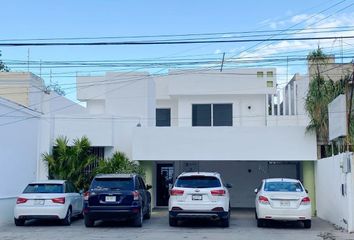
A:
146;184;152;190
305;189;308;193
225;183;233;189
79;189;84;195
254;188;258;194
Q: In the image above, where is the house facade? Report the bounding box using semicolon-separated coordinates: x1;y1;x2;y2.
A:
54;69;317;210
0;72;85;224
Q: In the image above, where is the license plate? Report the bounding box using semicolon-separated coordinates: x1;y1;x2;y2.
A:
34;199;44;205
280;200;290;207
105;196;116;202
192;195;202;201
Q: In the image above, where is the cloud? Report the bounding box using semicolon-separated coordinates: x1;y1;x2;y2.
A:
214;49;222;54
228;11;354;84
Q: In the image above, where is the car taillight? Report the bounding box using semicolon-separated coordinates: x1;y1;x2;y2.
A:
132;191;140;200
84;191;90;201
16;197;28;204
301;197;311;205
211;189;226;196
170;189;184;196
52;197;65;204
258;196;270;204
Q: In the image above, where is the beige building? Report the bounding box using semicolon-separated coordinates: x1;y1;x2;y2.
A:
308;55;352;81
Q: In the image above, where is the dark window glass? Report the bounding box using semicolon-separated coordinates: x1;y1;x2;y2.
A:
90;178;134;190
156;108;171;127
213;104;232;126
139;177;146;189
192;104;211;126
23;184;64;194
175;176;221;188
264;181;303;192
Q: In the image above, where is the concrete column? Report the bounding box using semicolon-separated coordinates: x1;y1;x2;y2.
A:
302;161;316;216
139;161;155;208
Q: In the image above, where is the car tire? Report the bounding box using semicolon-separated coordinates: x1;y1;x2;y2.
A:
169;216;177;227
220;210;230;228
143;203;151;220
62;207;72;226
257;219;265;228
303;220;311;229
133;208;143;227
84;216;94;227
14;218;25;226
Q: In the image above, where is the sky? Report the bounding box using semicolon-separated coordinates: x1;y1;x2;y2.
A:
1;0;354;100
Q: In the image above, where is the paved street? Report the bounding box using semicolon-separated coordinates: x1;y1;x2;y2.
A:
0;209;352;240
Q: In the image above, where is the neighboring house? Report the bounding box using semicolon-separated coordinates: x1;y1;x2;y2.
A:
0;72;85;224
55;69;317;210
308;54;352;82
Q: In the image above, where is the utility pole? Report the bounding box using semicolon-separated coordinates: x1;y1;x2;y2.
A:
220;52;225;72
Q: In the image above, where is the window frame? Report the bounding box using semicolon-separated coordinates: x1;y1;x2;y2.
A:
192;103;233;127
156;108;171;127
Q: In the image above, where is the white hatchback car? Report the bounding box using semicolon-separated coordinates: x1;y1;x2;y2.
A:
168;172;231;227
14;180;84;226
255;178;311;228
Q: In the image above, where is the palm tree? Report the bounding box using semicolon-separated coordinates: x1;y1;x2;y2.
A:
305;47;347;154
95;151;145;178
43;136;96;190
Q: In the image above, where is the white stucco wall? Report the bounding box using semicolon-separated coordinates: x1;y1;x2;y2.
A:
315;152;354;232
0;98;41;224
133;126;317;161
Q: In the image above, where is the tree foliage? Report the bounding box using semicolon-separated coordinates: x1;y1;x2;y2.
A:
305;47;349;147
43;136;96;190
43;136;145;190
95;151;145;178
0;51;10;72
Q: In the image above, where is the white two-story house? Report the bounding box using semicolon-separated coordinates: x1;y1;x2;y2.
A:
54;68;317;210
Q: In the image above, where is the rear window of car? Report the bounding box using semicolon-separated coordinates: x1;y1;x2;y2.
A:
23;184;64;193
175;176;221;188
264;181;303;192
91;177;134;190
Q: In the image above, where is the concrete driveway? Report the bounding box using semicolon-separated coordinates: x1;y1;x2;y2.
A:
0;209;352;240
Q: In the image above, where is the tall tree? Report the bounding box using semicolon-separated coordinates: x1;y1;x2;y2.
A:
305;47;347;153
0;50;10;72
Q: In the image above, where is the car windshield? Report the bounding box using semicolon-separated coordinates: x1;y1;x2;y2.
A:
91;178;134;190
264;181;303;192
175;176;221;188
23;184;64;193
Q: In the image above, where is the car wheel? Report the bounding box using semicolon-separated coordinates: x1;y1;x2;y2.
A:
14;218;25;226
143;203;151;220
303;220;311;229
257;219;265;228
169;216;177;227
62;207;72;226
84;216;94;227
220;210;230;228
133;208;143;227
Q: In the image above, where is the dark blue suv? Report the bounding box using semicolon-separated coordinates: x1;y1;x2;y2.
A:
83;174;152;227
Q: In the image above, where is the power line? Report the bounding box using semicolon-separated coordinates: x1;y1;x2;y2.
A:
1;35;354;47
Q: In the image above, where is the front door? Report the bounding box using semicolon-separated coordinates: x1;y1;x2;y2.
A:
156;163;174;206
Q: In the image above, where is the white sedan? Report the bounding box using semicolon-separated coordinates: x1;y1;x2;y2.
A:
254;178;311;228
14;180;83;226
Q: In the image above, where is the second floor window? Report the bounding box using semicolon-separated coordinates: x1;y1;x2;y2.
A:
192;103;232;127
156;108;171;127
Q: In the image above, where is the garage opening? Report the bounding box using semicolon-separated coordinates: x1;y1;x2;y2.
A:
169;161;301;208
